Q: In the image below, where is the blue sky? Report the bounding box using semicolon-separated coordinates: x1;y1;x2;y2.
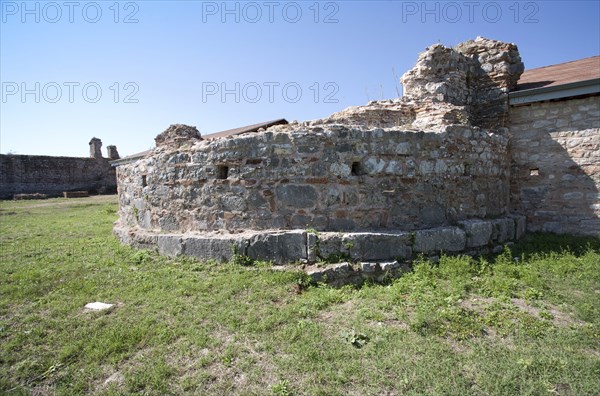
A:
1;0;599;157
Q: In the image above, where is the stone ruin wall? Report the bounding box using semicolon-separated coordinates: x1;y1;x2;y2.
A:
110;37;600;264
0;138;118;199
113;37;537;267
0;156;117;199
510;95;600;236
116;125;510;233
116;37;525;236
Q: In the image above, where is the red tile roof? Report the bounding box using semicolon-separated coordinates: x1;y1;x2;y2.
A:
515;55;600;91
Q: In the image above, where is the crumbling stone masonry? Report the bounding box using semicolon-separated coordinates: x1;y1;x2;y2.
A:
114;37;599;269
116;124;510;233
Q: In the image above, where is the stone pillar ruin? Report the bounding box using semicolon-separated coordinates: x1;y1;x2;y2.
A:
400;36;524;131
106;145;120;160
89;138;103;159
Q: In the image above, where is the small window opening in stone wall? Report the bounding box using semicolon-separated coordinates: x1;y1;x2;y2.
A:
529;168;540;176
216;165;229;179
142;175;147;187
351;162;362;176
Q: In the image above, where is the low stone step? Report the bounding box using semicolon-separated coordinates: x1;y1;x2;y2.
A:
305;261;411;287
63;191;89;198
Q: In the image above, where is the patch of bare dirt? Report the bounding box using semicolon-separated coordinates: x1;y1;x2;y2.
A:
368;319;410;331
102;371;125;388
30;384;57;396
446;338;471;354
91;346;156;394
459;297;495;313
167;327;281;395
510;298;585;328
460;295;585;329
317;299;355;322
582;348;600;358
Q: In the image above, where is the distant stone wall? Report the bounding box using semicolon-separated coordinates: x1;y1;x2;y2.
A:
116;124;510;233
510;95;600;236
0;154;117;199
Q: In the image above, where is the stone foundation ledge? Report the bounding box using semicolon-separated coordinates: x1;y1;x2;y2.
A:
114;215;526;265
303;261;412;287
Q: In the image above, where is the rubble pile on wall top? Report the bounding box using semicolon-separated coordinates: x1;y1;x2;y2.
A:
154;124;203;148
305;36;523;133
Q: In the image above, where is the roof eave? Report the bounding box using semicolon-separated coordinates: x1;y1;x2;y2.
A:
509;78;600;106
110;155;145;167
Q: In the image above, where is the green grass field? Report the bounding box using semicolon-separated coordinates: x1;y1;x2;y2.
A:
1;196;599;395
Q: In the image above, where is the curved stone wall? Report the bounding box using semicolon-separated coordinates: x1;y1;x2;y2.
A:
116;124;510;234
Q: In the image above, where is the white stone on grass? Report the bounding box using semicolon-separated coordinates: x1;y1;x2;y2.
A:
85;302;114;311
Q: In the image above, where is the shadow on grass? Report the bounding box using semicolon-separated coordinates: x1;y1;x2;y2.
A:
510;232;600;259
